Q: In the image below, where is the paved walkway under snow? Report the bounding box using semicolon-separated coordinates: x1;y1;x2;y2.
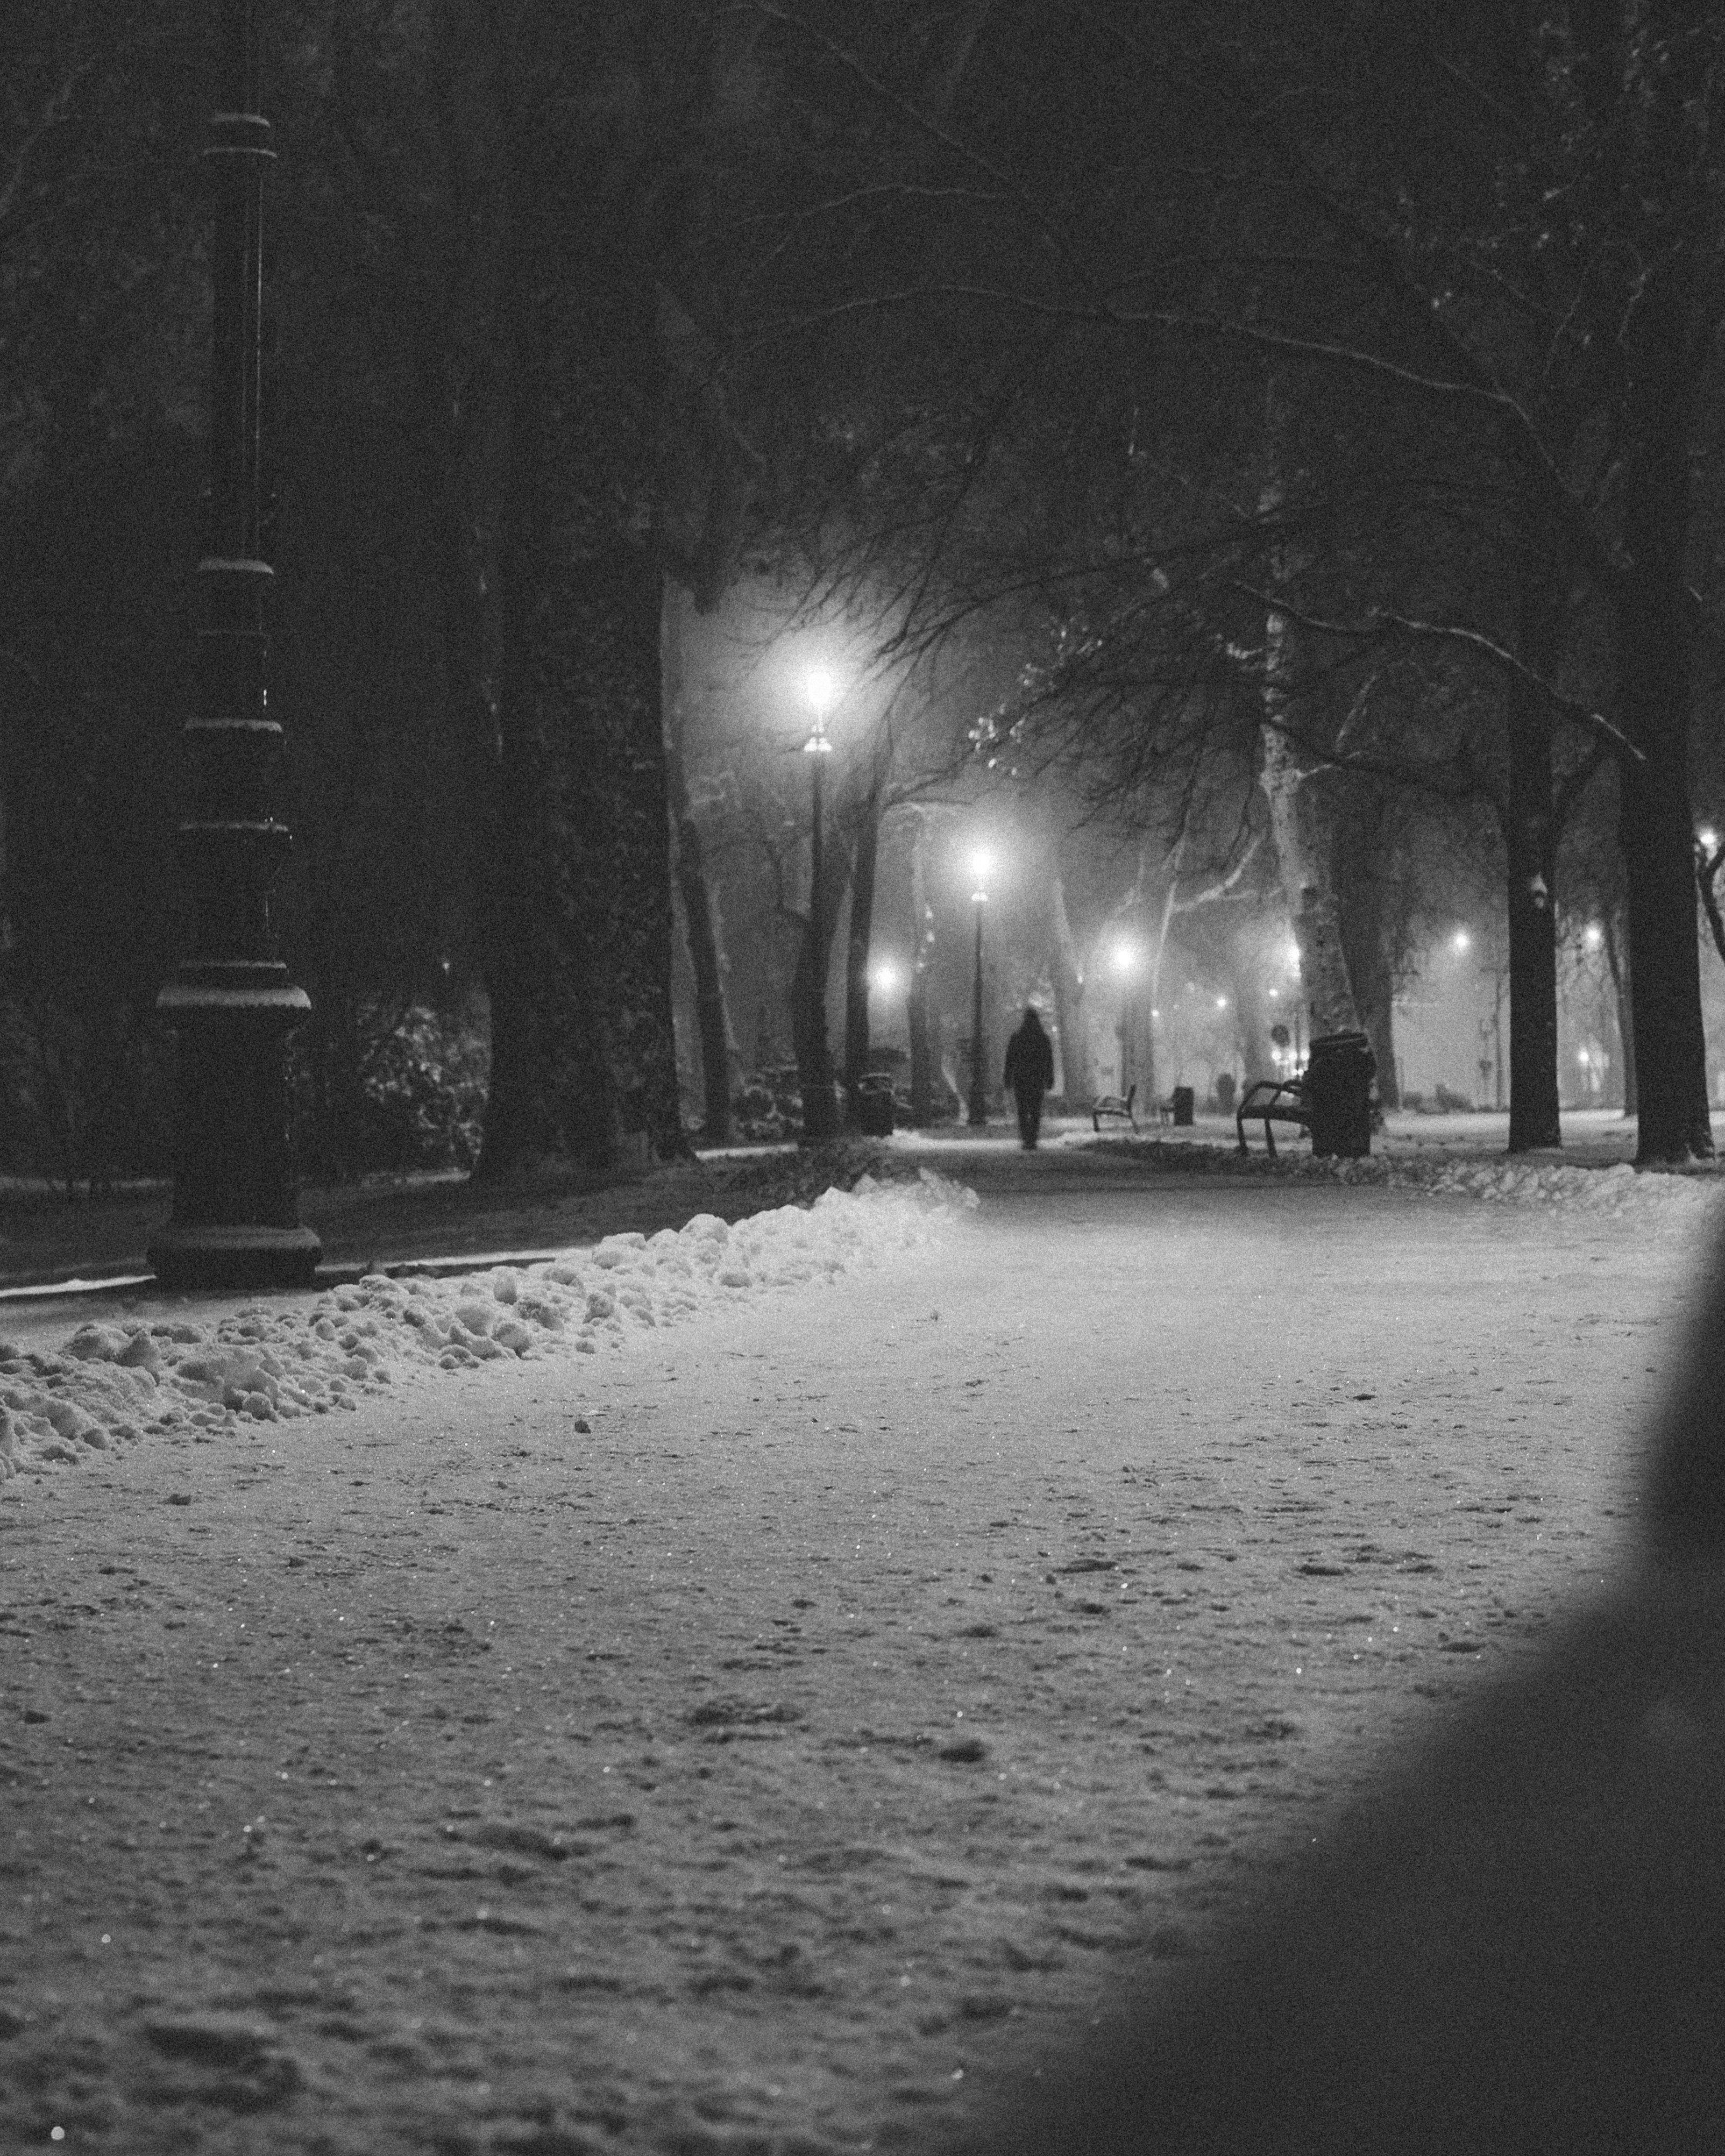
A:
1;1148;1716;2153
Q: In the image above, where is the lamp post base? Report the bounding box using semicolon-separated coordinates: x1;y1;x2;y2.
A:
147;1223;323;1293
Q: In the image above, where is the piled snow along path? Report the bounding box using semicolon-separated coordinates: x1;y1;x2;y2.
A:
0;1170;975;1484
1097;1136;1725;1217
1316;1150;1725;1215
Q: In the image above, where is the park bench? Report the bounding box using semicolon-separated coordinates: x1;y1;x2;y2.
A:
1091;1083;1139;1133
1236;1075;1310;1159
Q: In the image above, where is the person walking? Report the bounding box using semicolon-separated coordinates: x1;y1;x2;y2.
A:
1003;1006;1056;1151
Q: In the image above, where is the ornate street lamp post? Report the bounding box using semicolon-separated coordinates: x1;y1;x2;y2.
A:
801;668;838;1144
148;0;320;1289
967;849;991;1128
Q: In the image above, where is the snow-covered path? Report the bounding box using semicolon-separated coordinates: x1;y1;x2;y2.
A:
1;1160;1715;2153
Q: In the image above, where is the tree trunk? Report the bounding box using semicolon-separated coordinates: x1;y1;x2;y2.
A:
1047;871;1095;1106
1260;639;1361;1041
662;579;733;1143
1603;907;1636;1117
1146;879;1180;1107
1503;729;1560;1151
474;260;686;1178
472;355;612;1182
1500;557;1564;1151
588;553;686;1161
1616;600;1712;1161
842;786;881;1123
1258;392;1360;1042
1610;68;1714;1164
1326;781;1400;1112
907;810;936;1122
1231;958;1276;1091
412;1;520;1177
473;672;607;1180
1124;984;1155;1105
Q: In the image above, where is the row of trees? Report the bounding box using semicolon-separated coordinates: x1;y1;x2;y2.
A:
3;2;1724;1184
779;0;1725;1162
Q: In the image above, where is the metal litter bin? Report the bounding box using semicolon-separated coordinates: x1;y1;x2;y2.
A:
1171;1085;1195;1127
1305;1030;1375;1157
852;1074;897;1137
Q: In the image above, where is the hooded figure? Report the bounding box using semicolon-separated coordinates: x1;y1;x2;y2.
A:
1003;1006;1056;1150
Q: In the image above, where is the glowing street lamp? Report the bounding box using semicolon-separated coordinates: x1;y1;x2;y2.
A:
801;667;839;1143
1584;922;1604;952
967;847;993;1127
1452;928;1472;954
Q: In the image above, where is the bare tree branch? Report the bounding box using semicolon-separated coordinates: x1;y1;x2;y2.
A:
1233;586;1645;764
747;0;1066;254
0;48;103;230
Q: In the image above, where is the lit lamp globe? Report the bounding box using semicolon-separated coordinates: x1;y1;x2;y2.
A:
805;665;838;743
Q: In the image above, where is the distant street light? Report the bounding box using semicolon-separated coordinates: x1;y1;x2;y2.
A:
967;847;992;1127
870;959;899;997
149;0;320;1290
1452;928;1472;952
801;668;838;1142
1584;922;1605;952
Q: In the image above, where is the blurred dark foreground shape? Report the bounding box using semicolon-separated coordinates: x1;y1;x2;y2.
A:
952;1230;1725;2156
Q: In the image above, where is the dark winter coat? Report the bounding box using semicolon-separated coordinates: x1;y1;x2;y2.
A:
1003;1012;1055;1097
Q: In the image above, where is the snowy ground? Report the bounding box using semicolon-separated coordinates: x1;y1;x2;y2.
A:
1;1145;1720;2152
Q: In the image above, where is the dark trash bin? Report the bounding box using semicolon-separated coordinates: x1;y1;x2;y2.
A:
852;1074;897;1137
1305;1030;1375;1157
1171;1085;1195;1127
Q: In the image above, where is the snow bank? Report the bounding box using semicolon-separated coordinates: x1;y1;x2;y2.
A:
0;1170;975;1484
1096;1134;1725;1218
1303;1151;1725;1217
